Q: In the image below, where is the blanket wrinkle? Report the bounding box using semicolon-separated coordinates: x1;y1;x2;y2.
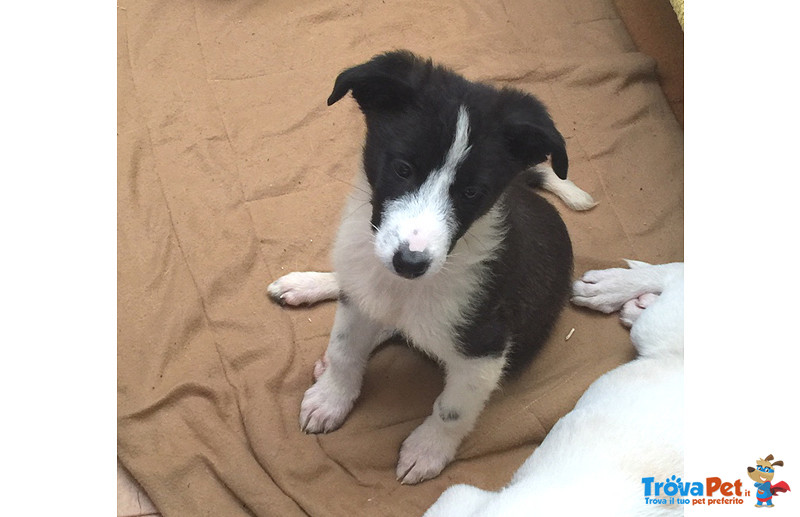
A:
609;103;651;130
317;443;377;489
119;381;222;422
145;170;254;429
192;455;260;517
584;138;621;161
260;105;327;139
178;411;306;516
629;196;682;238
482;63;583;86
616;55;658;92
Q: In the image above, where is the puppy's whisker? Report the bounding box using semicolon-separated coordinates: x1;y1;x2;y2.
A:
327;174;372;197
342;201;371;221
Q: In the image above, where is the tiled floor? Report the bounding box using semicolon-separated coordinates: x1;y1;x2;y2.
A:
118;460;161;517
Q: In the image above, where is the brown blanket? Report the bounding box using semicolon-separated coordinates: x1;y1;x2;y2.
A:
117;1;683;515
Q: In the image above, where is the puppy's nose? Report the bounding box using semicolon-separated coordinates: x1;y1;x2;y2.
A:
392;242;431;279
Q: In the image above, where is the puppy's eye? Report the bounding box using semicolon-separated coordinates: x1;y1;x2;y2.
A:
462;186;482;200
392;159;414;179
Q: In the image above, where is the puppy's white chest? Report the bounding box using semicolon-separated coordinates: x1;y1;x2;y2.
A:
332;190;486;355
336;234;466;350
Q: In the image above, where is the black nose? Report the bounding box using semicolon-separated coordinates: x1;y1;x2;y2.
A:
392;243;430;279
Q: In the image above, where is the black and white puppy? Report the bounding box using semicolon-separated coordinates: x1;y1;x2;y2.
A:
268;50;595;484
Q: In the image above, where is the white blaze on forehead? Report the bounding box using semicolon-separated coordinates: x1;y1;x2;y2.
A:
442;105;472;179
375;105;472;274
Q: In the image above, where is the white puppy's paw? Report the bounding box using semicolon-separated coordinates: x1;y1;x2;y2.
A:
619;293;660;328
396;419;458;485
268;271;338;306
571;263;652;313
299;378;356;434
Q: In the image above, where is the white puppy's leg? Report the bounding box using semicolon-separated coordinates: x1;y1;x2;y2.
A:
268;271;339;306
571;260;683;313
396;354;505;484
534;164;597;211
300;301;388;433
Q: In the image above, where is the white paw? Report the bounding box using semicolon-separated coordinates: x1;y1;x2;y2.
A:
268;271;337;306
571;265;650;313
299;378;356;434
619;293;659;327
396;418;458;484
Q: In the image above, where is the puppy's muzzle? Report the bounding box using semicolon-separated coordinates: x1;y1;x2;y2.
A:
392;242;431;279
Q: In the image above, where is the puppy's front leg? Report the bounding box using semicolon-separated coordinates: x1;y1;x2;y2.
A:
300;300;388;433
268;271;339;306
397;354;506;484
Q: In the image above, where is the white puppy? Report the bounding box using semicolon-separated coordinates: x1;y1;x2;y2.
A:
424;261;684;516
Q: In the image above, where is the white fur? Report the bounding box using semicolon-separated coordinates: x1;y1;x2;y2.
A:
267;271;338;305
535;163;597;211
397;353;507;484
424;262;684;516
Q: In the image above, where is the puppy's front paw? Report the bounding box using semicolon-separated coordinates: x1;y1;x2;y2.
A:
299;379;355;434
396;419;457;484
268;271;337;306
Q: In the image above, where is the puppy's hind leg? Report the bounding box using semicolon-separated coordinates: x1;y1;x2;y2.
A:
268;271;339;306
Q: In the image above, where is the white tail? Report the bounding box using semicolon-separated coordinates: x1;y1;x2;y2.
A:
534;164;597;211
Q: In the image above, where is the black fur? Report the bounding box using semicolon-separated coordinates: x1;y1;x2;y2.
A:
454;176;573;375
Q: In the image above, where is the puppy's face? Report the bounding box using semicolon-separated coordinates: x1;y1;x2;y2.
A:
365;104;497;279
328;51;569;279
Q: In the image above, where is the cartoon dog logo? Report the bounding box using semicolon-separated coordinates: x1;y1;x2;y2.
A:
747;454;791;508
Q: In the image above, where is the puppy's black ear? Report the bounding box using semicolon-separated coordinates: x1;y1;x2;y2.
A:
501;93;569;179
327;50;428;111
